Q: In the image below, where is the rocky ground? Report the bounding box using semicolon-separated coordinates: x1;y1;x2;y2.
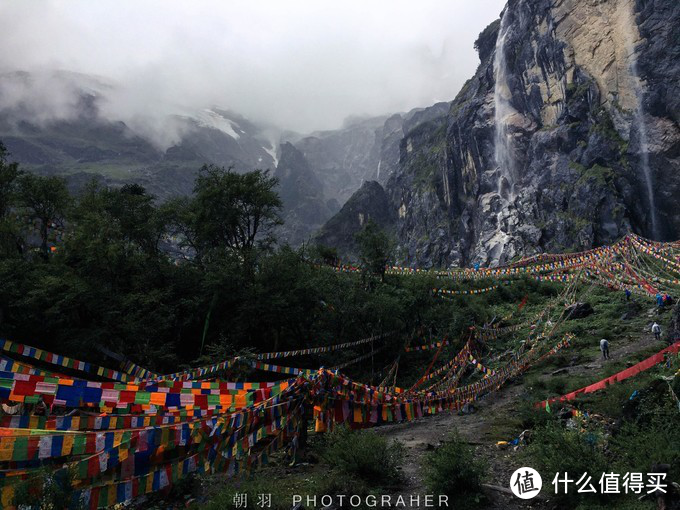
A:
376;383;534;510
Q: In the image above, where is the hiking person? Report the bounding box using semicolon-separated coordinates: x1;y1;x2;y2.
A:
600;338;610;360
652;322;662;341
625;289;631;301
656;293;664;308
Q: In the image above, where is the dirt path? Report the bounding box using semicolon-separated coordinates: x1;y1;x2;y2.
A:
549;329;665;378
376;331;667;509
376;381;545;509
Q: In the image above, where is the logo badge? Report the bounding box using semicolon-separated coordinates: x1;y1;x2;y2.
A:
510;467;542;499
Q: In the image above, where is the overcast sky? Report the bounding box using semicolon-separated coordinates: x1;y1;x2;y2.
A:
0;0;505;138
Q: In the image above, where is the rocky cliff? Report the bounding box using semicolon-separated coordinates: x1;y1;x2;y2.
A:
274;142;336;246
314;180;395;255
289;104;451;206
318;0;680;267
289;116;388;205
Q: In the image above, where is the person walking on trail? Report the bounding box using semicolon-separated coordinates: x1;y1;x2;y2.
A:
656;293;664;308
625;289;631;301
652;322;662;341
600;338;610;360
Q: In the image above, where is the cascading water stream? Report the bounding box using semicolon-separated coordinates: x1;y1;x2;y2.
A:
493;9;517;201
480;7;518;266
625;32;659;239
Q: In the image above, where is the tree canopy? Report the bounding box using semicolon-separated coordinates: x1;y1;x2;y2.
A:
0;146;515;380
355;219;394;281
190;165;282;261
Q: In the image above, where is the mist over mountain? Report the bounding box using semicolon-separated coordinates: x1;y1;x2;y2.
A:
0;70;278;196
0;70;391;245
0;1;503;134
0;0;512;251
1;0;678;263
0;69;451;245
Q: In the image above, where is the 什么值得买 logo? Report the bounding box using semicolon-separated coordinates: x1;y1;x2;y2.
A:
510;467;543;499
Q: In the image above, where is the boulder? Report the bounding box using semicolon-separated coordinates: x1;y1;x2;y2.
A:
458;403;476;415
565;302;594;320
620;301;642;321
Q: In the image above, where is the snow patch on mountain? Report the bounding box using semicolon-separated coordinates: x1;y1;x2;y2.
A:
197;109;241;139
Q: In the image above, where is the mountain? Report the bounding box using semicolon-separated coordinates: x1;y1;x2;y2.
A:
315;180;395;255
317;0;680;267
0;71;414;246
274;142;336;246
0;70;283;201
290;104;451;205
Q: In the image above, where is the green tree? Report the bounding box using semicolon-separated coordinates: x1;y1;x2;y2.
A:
161;196;201;261
107;183;165;256
191;165;282;260
355;219;394;282
0;142;22;256
52;180;207;368
17;173;70;259
162;166;282;355
65;180;165;274
312;244;339;266
0;142;20;217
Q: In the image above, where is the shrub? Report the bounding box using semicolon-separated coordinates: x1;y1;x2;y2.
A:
516;399;559;430
608;387;680;481
524;421;608;506
579;378;641;419
321;426;404;487
13;467;81;510
422;430;487;508
545;375;568;395
672;376;680;397
547;352;570;368
609;417;680;483
524;374;547;392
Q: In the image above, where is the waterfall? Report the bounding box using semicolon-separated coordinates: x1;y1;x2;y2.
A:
626;34;659;239
480;7;517;266
493;10;517;200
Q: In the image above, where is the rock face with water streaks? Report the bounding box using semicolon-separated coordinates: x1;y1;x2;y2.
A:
318;0;680;267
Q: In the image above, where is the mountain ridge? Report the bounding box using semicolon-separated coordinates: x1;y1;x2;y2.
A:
317;0;680;267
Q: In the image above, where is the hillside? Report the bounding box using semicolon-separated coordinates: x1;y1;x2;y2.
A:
119;264;679;510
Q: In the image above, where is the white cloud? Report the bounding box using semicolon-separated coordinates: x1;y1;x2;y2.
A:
0;0;505;135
